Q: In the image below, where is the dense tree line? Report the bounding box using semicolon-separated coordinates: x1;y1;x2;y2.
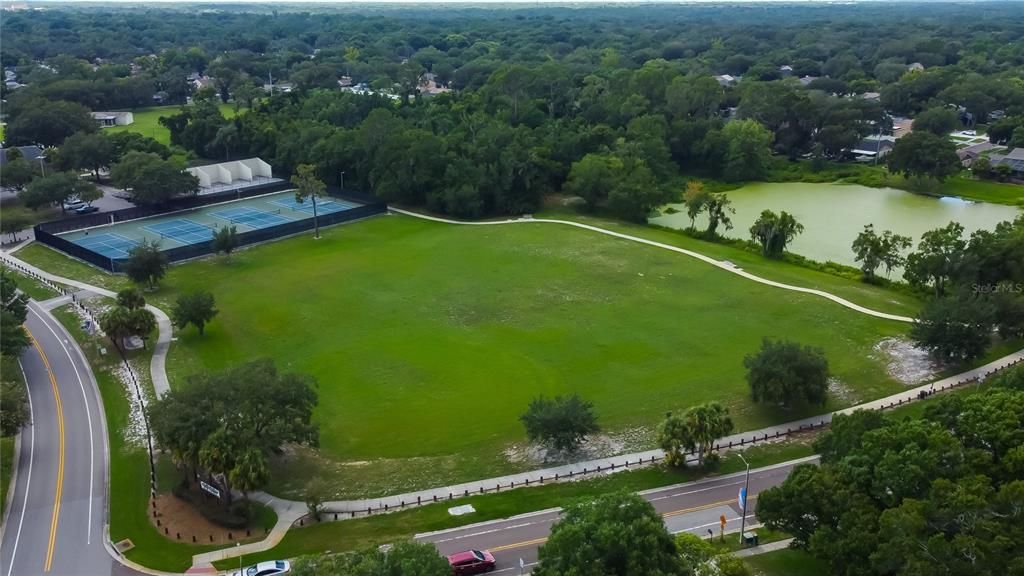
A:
4;4;1024;219
758;377;1024;576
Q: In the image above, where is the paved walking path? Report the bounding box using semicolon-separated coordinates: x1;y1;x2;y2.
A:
246;346;1019;517
0;250;174;397
190;497;306;566
390;208;916;323
5;220;1020;570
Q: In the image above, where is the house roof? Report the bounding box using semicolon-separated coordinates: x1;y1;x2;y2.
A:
0;145;44;167
851;138;895;156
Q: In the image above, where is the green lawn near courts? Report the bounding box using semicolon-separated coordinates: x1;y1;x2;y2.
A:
2;266;61;301
745;548;828;575
104;103;239;147
127;213;910;498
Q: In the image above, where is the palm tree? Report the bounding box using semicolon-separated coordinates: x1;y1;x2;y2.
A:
199;427;237;506
659;402;734;468
229;447;269;505
99;306;134;352
684;402;733;467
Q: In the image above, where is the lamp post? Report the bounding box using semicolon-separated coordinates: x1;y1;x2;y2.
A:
339;171;346;191
237;542;242;575
38;156;46;177
738;452;751;546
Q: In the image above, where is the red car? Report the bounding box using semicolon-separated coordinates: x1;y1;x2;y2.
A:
447;549;496;575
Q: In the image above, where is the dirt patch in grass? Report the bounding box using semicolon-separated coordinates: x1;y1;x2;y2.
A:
149;494;274;546
872;337;939;386
503;426;653;467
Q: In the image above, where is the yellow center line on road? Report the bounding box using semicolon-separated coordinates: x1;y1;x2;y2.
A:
29;331;65;573
484;494;759;552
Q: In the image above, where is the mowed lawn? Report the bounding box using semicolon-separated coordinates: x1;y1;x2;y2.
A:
153;214;910;494
105;103;238;147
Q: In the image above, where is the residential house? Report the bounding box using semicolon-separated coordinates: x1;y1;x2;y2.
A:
988;148;1024;180
713;74;738;86
262;82;293;94
860;92;881;102
957;142;996;167
797;75;818;86
779;65;794;77
850;135;896;160
0;146;45;168
338;76;353;88
91;111;134;127
907;62;925;72
417;72;451;96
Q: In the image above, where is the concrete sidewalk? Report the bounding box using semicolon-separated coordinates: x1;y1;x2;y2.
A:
273;346;1023;516
0;251;174;397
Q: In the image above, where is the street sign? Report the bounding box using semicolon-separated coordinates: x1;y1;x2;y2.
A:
200;480;221;498
738;487;747;509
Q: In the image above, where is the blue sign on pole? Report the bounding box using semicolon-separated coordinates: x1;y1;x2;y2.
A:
738;487;747;508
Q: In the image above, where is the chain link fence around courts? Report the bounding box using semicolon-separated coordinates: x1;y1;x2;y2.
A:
33;186;387;272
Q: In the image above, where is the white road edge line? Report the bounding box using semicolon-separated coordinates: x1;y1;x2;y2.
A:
6;359;35;576
31;306;96;545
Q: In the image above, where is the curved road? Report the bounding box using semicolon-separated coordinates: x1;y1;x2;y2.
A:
0;301;136;576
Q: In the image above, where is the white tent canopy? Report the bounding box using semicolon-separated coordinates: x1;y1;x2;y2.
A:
187;158;273;189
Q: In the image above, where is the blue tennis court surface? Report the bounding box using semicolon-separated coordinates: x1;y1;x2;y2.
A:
270;196;356;215
74;233;138;259
143;219;214;244
211;206;291;229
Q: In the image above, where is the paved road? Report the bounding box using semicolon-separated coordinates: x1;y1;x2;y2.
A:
416;457;816;574
0;302;125;576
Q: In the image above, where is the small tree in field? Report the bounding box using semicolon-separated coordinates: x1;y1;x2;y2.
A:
123;239;167;289
520;394;599;454
749;209;804;258
211;225;239;258
744;338;830;407
291;164;326;239
172;290;218;336
304;477;330;522
658;402;733;468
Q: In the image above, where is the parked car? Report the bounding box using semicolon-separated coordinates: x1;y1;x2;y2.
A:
75;205;99;214
63;201;86;211
447;550;496;575
231;560;290;576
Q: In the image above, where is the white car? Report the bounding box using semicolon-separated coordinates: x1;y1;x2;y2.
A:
231;560;290;576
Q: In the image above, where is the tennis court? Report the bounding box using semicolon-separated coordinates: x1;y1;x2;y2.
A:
56;189;370;263
270;196;358;215
74;233;139;259
143;219;215;244
211;206;291;228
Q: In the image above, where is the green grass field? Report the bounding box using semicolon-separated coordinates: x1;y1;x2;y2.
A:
105;103;239;147
745;548;828;575
1;435;13;518
105;213;911;498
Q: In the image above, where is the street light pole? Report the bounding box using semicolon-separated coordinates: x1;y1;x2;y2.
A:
738;453;751;545
38;156;46;177
339;170;346;191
